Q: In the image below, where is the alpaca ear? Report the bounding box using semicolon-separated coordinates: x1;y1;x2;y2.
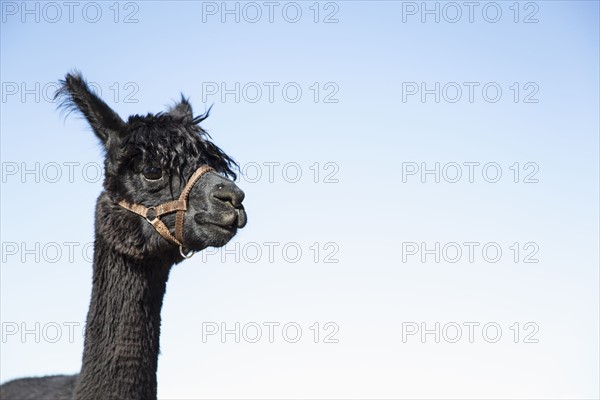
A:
55;72;125;146
168;95;194;122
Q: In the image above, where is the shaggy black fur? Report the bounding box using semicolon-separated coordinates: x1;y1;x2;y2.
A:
0;375;76;400
0;72;247;400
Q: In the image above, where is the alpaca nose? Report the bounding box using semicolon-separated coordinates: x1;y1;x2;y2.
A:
212;185;245;207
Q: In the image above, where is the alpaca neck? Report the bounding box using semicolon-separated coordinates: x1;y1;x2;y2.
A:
74;239;172;400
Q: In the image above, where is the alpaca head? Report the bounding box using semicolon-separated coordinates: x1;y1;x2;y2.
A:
56;72;247;261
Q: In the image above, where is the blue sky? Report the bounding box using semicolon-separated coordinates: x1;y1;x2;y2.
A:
1;1;599;398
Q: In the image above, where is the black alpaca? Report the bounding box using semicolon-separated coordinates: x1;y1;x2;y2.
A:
0;72;247;400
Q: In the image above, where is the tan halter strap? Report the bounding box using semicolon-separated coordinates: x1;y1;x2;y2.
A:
118;165;215;258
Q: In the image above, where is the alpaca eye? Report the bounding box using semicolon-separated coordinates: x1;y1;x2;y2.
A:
142;166;163;180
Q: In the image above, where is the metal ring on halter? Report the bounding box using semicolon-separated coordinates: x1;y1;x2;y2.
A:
145;207;157;223
179;246;195;259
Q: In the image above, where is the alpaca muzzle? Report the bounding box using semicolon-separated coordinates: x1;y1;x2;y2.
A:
117;165;215;259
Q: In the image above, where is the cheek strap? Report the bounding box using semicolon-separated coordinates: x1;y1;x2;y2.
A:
117;165;215;258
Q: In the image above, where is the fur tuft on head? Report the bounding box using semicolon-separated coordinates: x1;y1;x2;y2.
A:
54;72;239;181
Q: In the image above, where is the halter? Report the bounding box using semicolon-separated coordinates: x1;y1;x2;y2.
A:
117;165;215;259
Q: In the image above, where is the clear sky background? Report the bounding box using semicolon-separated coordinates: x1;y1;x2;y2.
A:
1;1;599;399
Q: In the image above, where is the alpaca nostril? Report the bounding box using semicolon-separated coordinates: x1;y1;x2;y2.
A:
213;193;234;207
213;188;245;207
214;193;236;207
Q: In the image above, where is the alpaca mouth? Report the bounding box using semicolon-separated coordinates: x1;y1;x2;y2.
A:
235;208;247;228
195;207;246;231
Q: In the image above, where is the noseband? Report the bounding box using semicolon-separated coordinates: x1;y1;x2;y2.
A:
117;165;215;259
